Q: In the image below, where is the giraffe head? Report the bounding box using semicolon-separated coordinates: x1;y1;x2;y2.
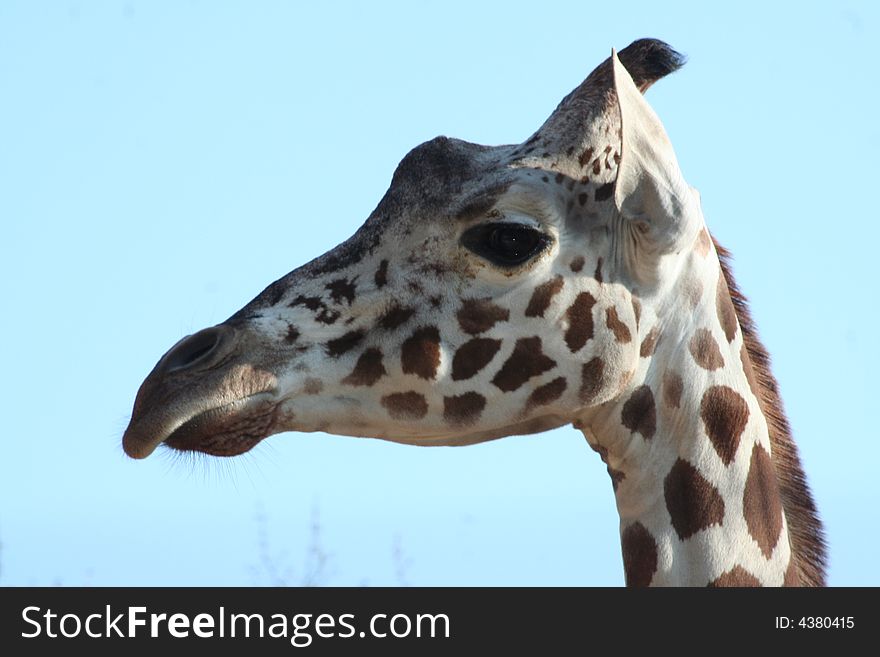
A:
122;39;695;459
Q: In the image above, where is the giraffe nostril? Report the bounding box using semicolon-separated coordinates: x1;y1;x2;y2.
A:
164;326;228;372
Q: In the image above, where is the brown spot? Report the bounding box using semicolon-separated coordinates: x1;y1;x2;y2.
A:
696;227;711;257
593;257;603;283
592;440;626;492
700;385;750;465
492;337;556;392
326;330;364;357
326;277;357;305
688;328;725;370
554;172;565;184
577;192;588;206
594;182;614;202
526;376;567;410
664;458;725;540
662;370;683;409
640;326;660;357
605;307;632;343
743;443;784;558
374;259;389;288
303;378;323;395
708;566;761;587
457;298;510;335
564;292;596;352
382;392;428;420
592;158;601;175
443;392;486;427
401;326;441;380
291;295;321;311
525;276;564;318
379;304;415;331
541;175;549;183
291;295;341;325
716;274;738;342
621;522;658;587
621;385;656;440
285;325;300;344
607;465;626;491
683;276;704;308
578;146;594;168
451;338;502;381
342;348;386;386
580;357;605;404
569;256;585;273
631;297;641;327
740;343;760;400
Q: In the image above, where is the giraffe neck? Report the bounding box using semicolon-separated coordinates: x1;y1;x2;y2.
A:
576;234;796;586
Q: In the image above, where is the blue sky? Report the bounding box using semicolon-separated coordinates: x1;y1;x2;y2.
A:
1;1;877;586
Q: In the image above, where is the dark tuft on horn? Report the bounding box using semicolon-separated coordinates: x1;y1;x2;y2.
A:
617;39;687;92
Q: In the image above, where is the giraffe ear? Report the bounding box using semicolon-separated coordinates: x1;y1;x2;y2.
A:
612;50;701;267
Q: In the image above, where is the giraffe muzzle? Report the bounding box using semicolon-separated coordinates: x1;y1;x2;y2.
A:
122;323;280;459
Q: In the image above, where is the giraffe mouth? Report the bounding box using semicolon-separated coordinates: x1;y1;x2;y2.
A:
123;392;279;459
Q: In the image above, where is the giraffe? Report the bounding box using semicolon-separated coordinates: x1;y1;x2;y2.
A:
122;39;826;586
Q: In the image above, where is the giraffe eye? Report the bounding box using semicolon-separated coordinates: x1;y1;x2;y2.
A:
460;222;550;268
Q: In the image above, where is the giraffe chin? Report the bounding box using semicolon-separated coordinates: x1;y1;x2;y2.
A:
123;393;279;459
163;394;280;458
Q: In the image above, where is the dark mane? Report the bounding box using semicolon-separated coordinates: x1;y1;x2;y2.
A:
714;238;828;586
